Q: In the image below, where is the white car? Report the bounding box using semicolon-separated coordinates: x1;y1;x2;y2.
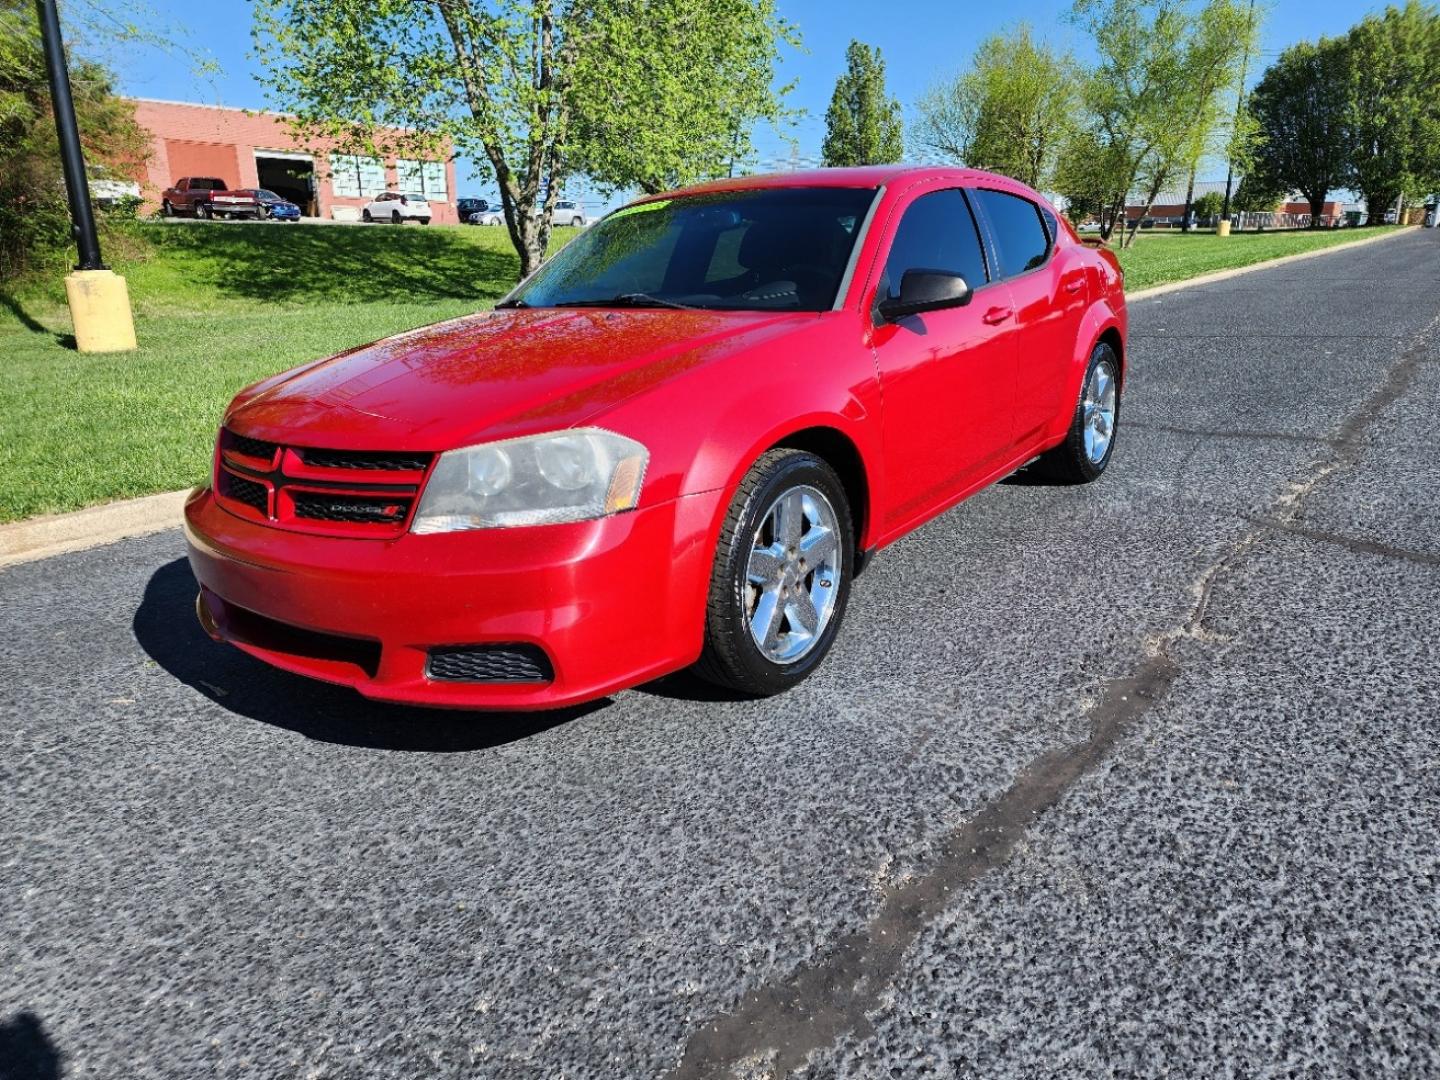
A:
361;191;431;225
471;208;505;226
546;200;589;227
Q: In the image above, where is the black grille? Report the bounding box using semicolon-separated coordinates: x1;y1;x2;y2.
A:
299;448;433;472
219;470;269;514
292;492;412;524
224;430;279;461
426;644;554;683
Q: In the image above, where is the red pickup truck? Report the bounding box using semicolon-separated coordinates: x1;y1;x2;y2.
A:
161;178;259;221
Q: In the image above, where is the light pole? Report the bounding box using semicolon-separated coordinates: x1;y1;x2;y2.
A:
36;0;137;352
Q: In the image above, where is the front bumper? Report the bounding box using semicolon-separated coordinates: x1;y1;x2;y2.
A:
183;485;722;709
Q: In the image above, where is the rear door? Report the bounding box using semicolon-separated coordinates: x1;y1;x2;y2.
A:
970;187;1088;441
869;186;1018;531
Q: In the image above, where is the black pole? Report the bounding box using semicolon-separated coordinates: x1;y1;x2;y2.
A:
36;0;104;270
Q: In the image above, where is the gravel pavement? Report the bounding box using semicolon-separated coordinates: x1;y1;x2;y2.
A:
3;229;1437;1079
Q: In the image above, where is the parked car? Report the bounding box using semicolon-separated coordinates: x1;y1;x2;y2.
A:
547;199;590;227
186;166;1127;710
471;207;505;226
239;189;302;222
161;177;258;220
458;197;490;223
362;192;431;224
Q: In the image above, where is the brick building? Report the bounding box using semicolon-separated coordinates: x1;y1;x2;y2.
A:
128;98;461;224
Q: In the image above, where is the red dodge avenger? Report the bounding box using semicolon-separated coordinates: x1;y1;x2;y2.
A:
185;166;1126;709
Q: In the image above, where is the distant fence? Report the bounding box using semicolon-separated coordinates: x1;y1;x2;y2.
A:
1127;210;1349;231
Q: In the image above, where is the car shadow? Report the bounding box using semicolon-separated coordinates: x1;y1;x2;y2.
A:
132;559;604;752
0;1010;62;1080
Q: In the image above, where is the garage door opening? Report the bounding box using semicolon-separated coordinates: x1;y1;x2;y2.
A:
254;153;316;216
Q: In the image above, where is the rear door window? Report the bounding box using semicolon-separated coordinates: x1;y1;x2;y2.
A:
973;188;1052;278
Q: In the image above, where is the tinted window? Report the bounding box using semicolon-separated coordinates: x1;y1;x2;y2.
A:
973;188;1051;277
510;187;876;312
878;189;988;305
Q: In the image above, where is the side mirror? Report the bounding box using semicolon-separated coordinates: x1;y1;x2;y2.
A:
877;269;973;322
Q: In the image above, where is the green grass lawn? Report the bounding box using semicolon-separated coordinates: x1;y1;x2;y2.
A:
0;221;579;522
1113;226;1400;291
0;219;1405;522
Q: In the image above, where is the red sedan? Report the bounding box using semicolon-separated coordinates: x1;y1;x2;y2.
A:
185;166;1126;710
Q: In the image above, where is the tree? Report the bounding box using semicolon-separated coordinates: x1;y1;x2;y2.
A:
567;0;797;194
1192;190;1224;217
1231;172;1283;212
1341;1;1440;225
1061;0;1257;247
256;0;584;278
821;40;903;167
913;26;1078;189
0;0;148;278
1247;37;1352;227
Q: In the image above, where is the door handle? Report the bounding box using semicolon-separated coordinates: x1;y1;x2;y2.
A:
982;306;1013;325
1064;279;1084;293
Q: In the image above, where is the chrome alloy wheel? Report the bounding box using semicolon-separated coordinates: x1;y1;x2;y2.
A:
1082;359;1118;464
745;485;842;664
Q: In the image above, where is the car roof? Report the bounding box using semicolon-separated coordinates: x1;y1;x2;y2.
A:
641;165;1029;203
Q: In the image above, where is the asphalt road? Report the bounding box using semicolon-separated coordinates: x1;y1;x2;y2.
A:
4;230;1439;1080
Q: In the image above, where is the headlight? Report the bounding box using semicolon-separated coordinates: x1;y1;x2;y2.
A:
411;428;648;533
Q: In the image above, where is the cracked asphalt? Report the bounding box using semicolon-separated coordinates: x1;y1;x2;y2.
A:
3;230;1438;1079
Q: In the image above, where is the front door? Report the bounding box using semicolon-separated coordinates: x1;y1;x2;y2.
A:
869;186;1019;532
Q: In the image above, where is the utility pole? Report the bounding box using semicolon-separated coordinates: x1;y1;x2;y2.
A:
1220;0;1258;233
35;0;137;351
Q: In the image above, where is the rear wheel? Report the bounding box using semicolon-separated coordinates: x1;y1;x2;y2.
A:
1032;342;1121;484
694;450;853;696
196;203;212;220
571;216;584;227
418;217;430;225
391;210;402;224
362;209;373;223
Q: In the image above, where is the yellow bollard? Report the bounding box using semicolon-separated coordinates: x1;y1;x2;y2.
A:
1216;220;1232;237
64;268;137;353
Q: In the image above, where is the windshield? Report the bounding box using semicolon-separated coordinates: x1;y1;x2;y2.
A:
507;186;877;312
256;190;280;202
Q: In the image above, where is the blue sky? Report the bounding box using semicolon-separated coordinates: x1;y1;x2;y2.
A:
112;0;1390;208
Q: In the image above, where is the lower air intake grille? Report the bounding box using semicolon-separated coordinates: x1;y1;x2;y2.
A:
219;470;268;514
292;492;411;525
299;448;434;471
426;644;554;683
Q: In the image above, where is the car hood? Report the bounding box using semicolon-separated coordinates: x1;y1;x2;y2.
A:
226;307;815;449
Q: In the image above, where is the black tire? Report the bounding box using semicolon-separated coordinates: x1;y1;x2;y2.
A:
571;216;583;227
196;203;212;220
693;449;854;696
161;200;174;217
362;209;373;223
1032;341;1122;484
392;210;402;224
418;217;430;225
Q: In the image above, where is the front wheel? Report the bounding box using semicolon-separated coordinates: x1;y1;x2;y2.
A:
161;200;174;217
693;449;853;697
362;209;373;223
1032;342;1121;484
392;210;402;224
418;217;430;225
571;216;584;227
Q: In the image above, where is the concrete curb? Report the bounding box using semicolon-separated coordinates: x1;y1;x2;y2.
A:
1125;225;1418;302
0;227;1423;568
0;489;189;570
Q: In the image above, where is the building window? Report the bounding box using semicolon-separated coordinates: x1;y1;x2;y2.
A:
330;154;386;198
397;158;448;200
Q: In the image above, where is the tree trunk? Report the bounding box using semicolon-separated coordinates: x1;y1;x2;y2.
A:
1306;194;1325;228
1181;167;1197;233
